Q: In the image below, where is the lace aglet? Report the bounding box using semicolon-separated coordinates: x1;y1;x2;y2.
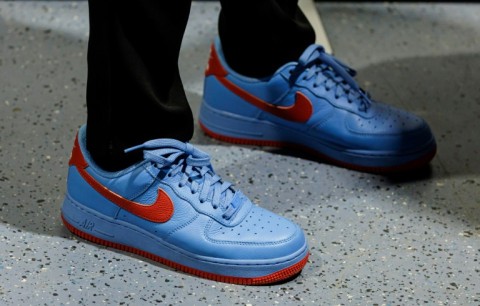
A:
124;144;144;154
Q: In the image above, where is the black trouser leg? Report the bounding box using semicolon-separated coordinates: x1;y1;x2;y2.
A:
86;0;193;170
218;0;315;78
85;0;315;171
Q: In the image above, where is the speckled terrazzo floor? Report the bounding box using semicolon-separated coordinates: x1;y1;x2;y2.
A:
1;2;479;305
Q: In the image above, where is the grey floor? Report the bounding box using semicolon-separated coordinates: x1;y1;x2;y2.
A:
1;2;479;305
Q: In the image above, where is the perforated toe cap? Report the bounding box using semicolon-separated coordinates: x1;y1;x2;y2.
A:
205;205;307;260
347;102;426;135
341;102;434;152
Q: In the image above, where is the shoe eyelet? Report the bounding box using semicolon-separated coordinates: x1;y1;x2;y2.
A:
212;205;218;210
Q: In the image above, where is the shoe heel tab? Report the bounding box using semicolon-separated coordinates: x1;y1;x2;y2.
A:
68;133;88;169
205;43;227;77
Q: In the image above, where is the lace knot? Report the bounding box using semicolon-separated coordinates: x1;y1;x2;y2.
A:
289;45;372;112
125;140;240;220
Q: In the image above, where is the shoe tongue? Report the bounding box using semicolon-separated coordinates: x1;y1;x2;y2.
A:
225;191;253;223
206;179;235;211
276;44;325;81
229;190;245;209
298;44;325;65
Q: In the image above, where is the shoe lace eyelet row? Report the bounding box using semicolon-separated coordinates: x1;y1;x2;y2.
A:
125;141;241;220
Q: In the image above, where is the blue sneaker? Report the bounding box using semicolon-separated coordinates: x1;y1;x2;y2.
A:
61;126;309;285
199;38;436;173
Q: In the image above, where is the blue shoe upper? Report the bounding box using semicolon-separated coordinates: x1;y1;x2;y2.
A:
203;38;435;155
67;126;307;261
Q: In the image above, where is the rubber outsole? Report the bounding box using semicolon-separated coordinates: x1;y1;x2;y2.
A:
61;214;309;285
199;121;436;174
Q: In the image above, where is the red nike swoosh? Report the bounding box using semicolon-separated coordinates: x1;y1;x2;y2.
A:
205;44;313;123
69;136;174;223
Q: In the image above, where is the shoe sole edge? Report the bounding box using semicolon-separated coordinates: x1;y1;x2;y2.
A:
60;209;309;285
199;120;436;174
